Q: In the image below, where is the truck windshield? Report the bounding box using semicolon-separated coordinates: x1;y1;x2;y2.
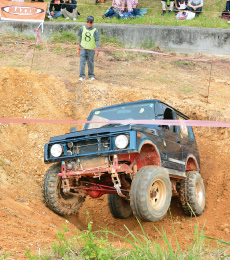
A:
86;102;155;129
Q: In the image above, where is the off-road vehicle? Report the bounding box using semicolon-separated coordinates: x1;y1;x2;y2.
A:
43;99;205;222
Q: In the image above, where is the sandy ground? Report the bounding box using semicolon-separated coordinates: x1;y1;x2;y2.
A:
0;37;230;259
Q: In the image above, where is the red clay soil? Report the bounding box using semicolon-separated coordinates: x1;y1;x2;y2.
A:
0;43;229;259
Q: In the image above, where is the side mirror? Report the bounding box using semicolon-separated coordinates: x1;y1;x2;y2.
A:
155;114;164;120
70;126;77;133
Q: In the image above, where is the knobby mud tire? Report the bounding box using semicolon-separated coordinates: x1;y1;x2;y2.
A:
130;166;172;222
43;163;85;216
108;194;133;219
180;171;205;216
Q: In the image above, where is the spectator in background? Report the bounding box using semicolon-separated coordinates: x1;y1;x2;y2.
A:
187;0;203;16
112;0;126;12
102;6;120;19
31;0;44;2
126;0;138;12
61;0;78;20
161;0;174;15
78;16;100;81
174;0;187;13
47;0;64;19
95;0;105;3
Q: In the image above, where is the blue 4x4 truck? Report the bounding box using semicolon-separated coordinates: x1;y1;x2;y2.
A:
43;99;205;222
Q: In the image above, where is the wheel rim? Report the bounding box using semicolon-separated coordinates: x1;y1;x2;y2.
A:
196;181;205;207
150;179;166;209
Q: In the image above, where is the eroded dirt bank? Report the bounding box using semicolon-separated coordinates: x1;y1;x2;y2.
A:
0;43;230;259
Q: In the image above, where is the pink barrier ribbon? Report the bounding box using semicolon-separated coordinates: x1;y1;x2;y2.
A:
25;28;41;59
0;118;229;127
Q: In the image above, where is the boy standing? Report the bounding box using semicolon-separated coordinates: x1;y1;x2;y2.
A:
78;16;100;81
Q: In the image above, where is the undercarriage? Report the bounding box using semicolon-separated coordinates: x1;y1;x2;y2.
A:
57;155;135;199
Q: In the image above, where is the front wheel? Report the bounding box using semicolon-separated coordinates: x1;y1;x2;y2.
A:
180;171;205;216
43;163;85;216
130;166;172;222
108;194;133;219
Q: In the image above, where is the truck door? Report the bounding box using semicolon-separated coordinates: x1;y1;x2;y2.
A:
155;103;184;171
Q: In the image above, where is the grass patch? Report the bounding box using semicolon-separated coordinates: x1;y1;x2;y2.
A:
0;252;10;260
25;218;230;260
100;34;124;47
178;84;193;94
50;31;78;43
173;60;196;67
18;33;36;41
141;40;158;50
43;0;230;29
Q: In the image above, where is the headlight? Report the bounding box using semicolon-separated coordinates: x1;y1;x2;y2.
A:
50;144;63;157
115;135;129;149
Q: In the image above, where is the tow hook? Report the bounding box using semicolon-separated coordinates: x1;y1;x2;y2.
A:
111;155;126;198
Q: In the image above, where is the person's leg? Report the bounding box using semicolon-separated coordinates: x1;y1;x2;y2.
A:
126;0;133;12
87;50;95;78
196;7;202;15
188;6;193;11
79;48;87;78
120;0;126;12
47;10;51;16
61;9;68;18
168;1;174;13
161;1;167;15
65;10;74;19
64;8;77;19
174;7;179;13
53;10;62;18
169;1;174;12
72;8;78;19
132;8;140;16
108;9;115;16
226;0;230;10
104;9;114;17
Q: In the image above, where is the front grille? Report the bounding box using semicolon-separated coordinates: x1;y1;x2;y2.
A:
70;137;111;155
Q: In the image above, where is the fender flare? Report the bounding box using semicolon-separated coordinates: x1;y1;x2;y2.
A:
185;154;200;172
138;138;161;166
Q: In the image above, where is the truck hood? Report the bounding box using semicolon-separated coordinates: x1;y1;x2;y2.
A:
49;124;133;142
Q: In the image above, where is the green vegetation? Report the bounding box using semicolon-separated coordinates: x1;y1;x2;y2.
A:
22;218;230;260
173;60;196;67
100;35;123;47
178;84;193;94
50;31;78;43
0;252;10;260
18;33;36;41
44;0;230;29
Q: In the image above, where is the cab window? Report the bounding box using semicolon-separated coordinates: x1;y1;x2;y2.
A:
178;116;193;139
155;103;178;133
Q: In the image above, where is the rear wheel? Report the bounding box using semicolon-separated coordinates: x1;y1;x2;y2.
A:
130;166;172;222
180;171;205;216
108;194;133;219
43;163;85;216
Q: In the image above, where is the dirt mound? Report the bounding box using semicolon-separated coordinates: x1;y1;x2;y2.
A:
0;47;230;259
